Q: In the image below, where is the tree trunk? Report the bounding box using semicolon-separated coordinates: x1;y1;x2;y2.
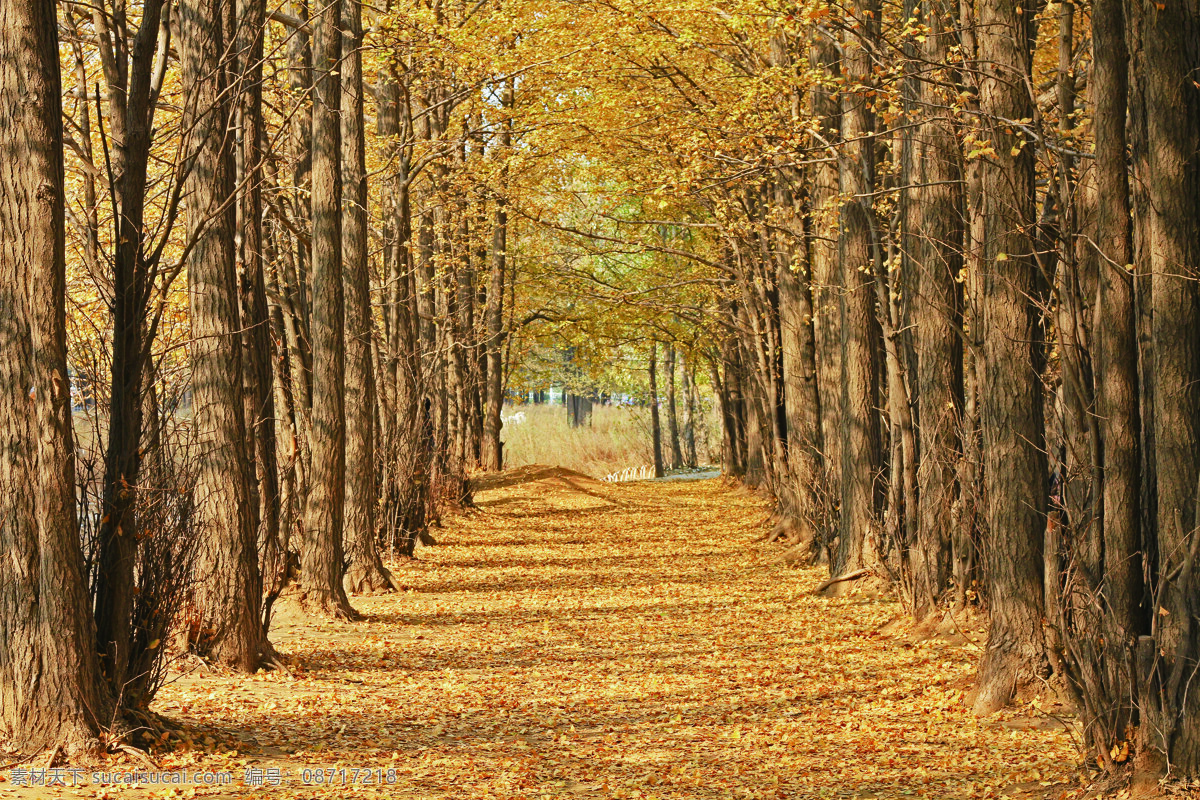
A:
835;0;883;577
0;0;111;753
666;344;683;470
972;0;1050;715
809;37;843;540
649;342;664;478
777;220;823;552
1055;0;1143;766
300;0;357;619
377;74;431;558
482;154;507;469
1092;0;1140;647
912;0;964;616
235;0;282;633
955;0;984;607
682;361;698;467
340;0;392;594
1140;0;1200;774
91;0;169;697
181;0;266;670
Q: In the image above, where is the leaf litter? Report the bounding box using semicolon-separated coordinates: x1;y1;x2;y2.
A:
1;467;1081;799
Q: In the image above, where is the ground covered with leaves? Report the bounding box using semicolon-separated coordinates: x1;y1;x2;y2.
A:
2;468;1082;799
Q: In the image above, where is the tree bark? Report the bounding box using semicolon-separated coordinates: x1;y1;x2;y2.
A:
777;212;823;552
809;37;843;539
91;0;169;696
0;0;111;753
180;0;266;670
835;0;883;577
972;0;1050;715
1092;0;1141;659
300;0;358;619
482;195;507;469
340;0;393;594
1140;0;1200;774
235;0;282;632
682;362;698;467
912;0;964;616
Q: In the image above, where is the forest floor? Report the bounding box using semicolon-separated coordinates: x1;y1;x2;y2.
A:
2;466;1084;800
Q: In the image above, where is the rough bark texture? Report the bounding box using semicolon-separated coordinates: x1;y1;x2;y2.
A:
955;0;984;605
300;0;358;618
835;0;883;577
972;0;1050;715
235;0;281;624
377;77;431;558
777;234;823;551
340;0;392;594
1049;0;1143;766
483;82;511;472
912;0;963;616
1092;0;1140;665
180;0;266;670
0;0;111;753
809;38;843;538
1140;0;1200;774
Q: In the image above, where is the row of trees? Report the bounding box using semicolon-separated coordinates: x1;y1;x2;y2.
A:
3;0;1198;787
672;0;1200;782
1;0;535;756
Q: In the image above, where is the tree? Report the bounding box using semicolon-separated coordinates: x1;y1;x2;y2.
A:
0;0;111;753
235;0;282;630
341;0;393;594
481;79;510;471
88;0;173;695
666;344;682;469
971;0;1050;715
300;0;358;618
180;0;267;670
809;36;843;540
649;342;664;478
834;0;883;578
1138;0;1200;774
911;0;963;616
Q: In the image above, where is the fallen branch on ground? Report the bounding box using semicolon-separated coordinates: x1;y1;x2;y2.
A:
812;568;871;595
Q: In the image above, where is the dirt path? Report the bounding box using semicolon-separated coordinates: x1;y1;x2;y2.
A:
7;468;1079;799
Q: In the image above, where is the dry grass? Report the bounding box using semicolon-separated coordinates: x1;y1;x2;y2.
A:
499;403;655;479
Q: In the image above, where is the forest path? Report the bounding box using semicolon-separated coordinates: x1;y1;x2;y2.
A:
81;467;1080;799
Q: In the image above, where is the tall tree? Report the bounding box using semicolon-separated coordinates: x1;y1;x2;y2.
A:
666;343;683;470
809;37;843;538
181;0;267;669
1139;0;1200;774
912;0;964;616
341;0;393;593
235;0;282;631
0;0;111;753
972;0;1050;715
681;361;699;468
649;342;664;478
89;0;172;694
300;0;358;618
482;80;513;471
834;0;883;577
